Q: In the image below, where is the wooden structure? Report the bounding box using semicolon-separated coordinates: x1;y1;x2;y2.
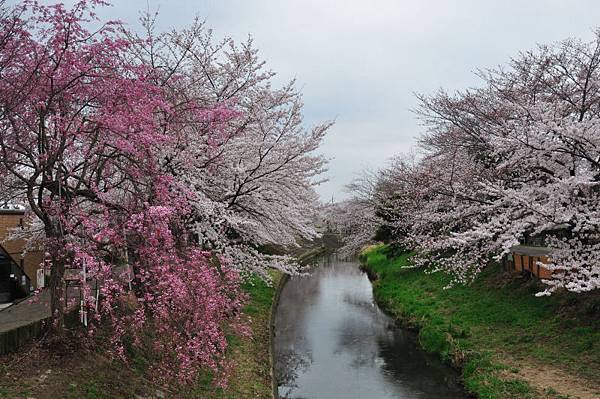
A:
504;245;555;279
0;290;50;355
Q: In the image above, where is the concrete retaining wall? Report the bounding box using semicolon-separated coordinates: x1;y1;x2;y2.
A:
0;317;49;355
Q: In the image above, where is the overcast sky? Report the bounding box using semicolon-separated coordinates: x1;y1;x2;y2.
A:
34;1;600;200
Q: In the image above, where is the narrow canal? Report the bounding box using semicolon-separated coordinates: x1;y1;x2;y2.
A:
274;256;469;399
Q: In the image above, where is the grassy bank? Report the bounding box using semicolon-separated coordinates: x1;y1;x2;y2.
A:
193;273;281;399
0;273;281;399
360;244;600;399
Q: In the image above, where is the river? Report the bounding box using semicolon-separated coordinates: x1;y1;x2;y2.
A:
274;256;469;399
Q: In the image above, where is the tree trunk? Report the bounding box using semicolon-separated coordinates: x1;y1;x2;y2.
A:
45;226;66;335
48;254;65;333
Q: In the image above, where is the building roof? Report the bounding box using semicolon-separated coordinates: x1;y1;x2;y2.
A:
0;204;25;215
510;245;551;256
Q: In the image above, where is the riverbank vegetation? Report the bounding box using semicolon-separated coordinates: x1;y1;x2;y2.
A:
0;273;280;399
189;273;281;399
329;26;600;398
0;0;329;390
333;30;600;296
361;244;600;399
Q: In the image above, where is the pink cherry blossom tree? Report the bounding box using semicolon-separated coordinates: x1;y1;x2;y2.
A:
0;0;244;384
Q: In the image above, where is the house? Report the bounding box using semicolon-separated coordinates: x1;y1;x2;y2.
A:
0;206;44;306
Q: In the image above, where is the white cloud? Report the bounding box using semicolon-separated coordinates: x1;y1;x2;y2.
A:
31;0;600;199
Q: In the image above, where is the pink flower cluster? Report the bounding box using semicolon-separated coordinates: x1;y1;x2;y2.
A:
0;0;252;385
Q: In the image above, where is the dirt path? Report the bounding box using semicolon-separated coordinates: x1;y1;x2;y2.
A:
499;354;600;399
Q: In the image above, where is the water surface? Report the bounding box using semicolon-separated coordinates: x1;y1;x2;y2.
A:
274;257;468;399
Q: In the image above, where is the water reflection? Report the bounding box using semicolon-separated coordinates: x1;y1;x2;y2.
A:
274;257;468;399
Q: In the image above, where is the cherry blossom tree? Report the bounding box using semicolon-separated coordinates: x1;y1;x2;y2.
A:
122;15;332;279
339;32;600;295
0;0;244;384
330;154;422;256
413;34;600;294
327;171;385;256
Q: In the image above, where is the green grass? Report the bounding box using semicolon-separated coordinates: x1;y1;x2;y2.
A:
360;244;600;399
241;274;279;316
185;272;280;399
0;273;281;399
